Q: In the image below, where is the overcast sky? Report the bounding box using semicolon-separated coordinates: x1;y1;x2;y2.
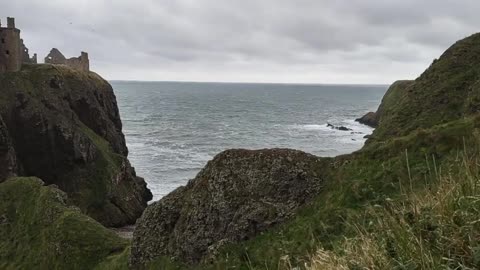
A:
3;0;480;84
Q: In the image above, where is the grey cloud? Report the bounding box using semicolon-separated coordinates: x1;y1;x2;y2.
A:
4;0;480;83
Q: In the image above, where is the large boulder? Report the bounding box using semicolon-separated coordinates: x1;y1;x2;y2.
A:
355;111;378;128
130;148;331;266
0;64;152;227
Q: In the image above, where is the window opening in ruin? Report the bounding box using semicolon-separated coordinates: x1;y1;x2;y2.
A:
1;38;4;43
5;50;9;55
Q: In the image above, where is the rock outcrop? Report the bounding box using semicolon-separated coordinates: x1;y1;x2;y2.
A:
130;149;331;266
327;123;353;131
0;64;151;227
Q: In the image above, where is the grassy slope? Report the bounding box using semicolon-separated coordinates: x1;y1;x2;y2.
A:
309;145;480;269
0;177;129;270
371;33;480;140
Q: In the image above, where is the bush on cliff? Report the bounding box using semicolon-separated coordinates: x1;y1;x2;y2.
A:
0;177;129;270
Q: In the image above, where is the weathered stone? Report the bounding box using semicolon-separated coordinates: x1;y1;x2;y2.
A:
130;148;331;266
45;48;89;72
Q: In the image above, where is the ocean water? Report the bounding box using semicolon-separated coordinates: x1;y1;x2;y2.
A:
111;81;387;200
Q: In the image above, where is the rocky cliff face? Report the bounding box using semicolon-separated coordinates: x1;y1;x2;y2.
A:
0;64;151;227
0;115;17;180
130;148;331;266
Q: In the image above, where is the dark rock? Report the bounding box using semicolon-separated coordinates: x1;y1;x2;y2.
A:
49;75;63;89
355;112;378;128
0;115;18;181
0;64;152;227
130;148;331;266
327;123;352;131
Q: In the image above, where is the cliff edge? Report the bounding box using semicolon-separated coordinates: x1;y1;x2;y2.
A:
0;64;152;227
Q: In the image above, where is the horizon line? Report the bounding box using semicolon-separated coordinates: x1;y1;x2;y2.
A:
108;79;390;87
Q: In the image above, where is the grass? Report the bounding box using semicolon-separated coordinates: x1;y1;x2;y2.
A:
0;177;129;270
371;33;480;141
308;144;480;269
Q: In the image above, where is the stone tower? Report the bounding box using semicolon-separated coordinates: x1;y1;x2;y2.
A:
0;17;36;73
0;17;22;72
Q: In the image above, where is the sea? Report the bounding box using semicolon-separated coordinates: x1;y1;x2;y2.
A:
111;81;387;200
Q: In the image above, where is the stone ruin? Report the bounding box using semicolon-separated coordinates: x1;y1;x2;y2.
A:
0;17;90;73
45;48;89;72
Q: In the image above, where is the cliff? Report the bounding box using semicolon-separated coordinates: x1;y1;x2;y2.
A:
0;64;151;227
129;33;480;269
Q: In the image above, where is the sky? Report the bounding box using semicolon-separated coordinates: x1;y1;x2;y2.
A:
3;0;480;84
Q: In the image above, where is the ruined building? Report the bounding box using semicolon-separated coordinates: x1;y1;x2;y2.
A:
0;17;90;73
45;48;89;72
0;17;37;73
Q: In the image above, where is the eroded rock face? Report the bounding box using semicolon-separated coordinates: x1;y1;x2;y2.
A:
130;148;331;266
0;115;17;180
0;64;152;227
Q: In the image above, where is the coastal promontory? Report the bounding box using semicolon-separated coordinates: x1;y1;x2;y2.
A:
0;64;152;227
